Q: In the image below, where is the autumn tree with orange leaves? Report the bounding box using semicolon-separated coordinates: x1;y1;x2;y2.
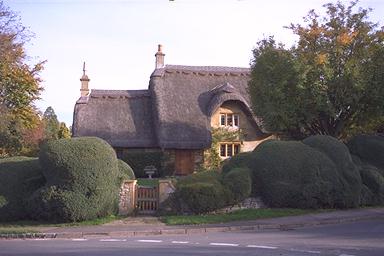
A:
249;1;384;139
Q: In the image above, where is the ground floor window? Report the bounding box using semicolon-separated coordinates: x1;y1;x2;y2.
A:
219;143;240;158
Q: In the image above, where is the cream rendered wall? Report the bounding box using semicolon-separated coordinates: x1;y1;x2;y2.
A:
210;101;271;154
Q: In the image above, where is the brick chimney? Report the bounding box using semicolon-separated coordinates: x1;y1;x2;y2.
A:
155;44;165;69
80;62;90;97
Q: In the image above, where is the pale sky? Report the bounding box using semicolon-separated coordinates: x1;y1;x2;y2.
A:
5;0;384;126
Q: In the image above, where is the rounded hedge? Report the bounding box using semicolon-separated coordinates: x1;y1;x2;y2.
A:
303;135;361;208
222;167;252;204
221;152;252;175
117;159;135;180
173;171;231;214
27;137;120;222
348;135;384;172
0;157;45;221
249;140;348;209
358;164;384;206
175;182;229;214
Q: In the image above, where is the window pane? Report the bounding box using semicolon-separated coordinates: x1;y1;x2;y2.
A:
220;114;226;126
227;114;233;126
234;144;240;155
234;114;239;127
227;144;233;156
220;144;226;157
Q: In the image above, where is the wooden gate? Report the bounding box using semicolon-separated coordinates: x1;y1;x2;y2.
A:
136;185;158;215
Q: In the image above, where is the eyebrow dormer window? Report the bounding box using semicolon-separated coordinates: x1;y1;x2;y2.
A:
220;113;239;128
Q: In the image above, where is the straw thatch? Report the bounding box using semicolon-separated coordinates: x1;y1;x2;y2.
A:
73;64;264;149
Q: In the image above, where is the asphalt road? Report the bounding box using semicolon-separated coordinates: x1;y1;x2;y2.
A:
0;219;383;256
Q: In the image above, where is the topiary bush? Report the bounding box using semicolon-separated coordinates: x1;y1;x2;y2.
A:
172;171;232;214
347;135;384;172
248;140;348;209
0;157;45;221
357;164;384;206
303;135;361;208
27;137;121;222
175;182;229;214
221;152;252;175
222;167;252;204
117;159;135;180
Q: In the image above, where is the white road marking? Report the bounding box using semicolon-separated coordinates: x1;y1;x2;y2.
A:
172;241;190;244
137;239;163;243
247;245;278;249
71;238;88;241
210;242;239;247
290;248;321;254
339;254;355;256
99;239;126;242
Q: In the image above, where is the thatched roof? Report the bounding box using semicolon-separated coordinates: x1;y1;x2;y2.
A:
149;65;263;149
73;64;264;149
72;89;157;148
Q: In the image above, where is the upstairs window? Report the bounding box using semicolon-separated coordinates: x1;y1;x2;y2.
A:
219;113;239;128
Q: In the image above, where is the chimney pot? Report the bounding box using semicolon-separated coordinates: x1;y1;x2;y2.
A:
155;44;165;69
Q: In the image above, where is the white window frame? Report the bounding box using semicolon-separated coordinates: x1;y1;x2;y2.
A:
219;143;240;158
219;113;239;128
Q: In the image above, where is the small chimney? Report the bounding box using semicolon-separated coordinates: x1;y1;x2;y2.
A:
155;44;165;69
80;62;90;97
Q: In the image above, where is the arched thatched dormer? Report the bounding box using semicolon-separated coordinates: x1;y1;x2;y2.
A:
207;83;268;158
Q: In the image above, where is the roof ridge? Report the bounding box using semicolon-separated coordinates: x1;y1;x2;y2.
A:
151;64;250;78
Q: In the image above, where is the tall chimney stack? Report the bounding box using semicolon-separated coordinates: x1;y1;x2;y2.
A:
155;44;165;69
80;62;90;97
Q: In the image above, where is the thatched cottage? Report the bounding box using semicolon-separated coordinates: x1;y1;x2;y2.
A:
72;45;270;176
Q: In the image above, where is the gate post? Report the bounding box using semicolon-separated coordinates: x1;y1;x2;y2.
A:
118;179;137;215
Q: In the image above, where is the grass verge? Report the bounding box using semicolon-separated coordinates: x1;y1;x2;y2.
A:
160;208;322;225
0;215;121;234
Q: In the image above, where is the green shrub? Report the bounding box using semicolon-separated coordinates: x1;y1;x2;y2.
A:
358;164;384;206
222;167;252;204
248;140;348;209
117;159;135;180
347;135;384;172
303;135;361;208
221;152;252;175
27;137;120;222
119;151;171;178
175;182;229;214
171;171;232;214
0;157;45;221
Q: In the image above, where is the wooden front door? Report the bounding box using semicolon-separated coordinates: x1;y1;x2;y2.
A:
175;150;195;176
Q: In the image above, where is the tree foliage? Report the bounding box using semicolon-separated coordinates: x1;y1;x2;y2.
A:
43;106;60;140
249;1;384;139
0;1;45;156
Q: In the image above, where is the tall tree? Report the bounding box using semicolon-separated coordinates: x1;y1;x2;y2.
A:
58;122;71;139
43;106;60;141
0;1;44;156
249;1;384;139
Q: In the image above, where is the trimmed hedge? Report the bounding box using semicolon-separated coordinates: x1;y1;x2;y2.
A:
303;135;361;208
175;182;229;214
0;157;45;221
117;159;135;180
348;135;384;173
222;167;252;204
248;140;347;209
27;137;121;222
119;151;172;178
357;164;384;206
221;152;252;175
173;171;232;214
